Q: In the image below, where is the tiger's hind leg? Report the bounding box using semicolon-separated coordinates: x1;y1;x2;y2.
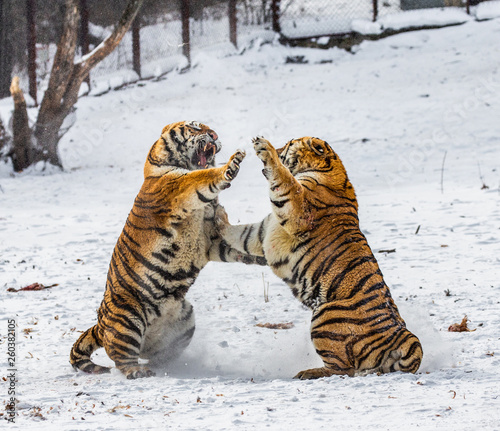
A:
140;299;196;370
101;318;155;380
294;339;357;380
107;350;155;379
379;331;423;374
294;366;355;380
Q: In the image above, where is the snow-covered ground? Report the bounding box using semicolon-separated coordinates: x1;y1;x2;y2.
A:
1;16;500;430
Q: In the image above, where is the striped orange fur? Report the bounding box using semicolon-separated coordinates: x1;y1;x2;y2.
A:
221;136;423;379
70;121;266;379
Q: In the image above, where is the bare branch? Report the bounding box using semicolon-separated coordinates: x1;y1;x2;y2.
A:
61;0;144;113
74;0;144;76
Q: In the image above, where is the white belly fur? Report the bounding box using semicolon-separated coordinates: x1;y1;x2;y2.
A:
140;298;194;362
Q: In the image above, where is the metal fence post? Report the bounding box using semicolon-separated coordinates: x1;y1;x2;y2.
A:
80;0;90;88
132;13;141;78
271;0;281;33
181;0;191;67
229;0;237;48
26;0;37;106
0;0;14;98
372;0;378;22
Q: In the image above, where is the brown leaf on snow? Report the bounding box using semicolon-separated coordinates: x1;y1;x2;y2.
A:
108;404;131;413
255;322;294;330
448;315;476;332
7;283;58;292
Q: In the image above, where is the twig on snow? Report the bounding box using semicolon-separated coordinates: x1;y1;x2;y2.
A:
440;150;447;194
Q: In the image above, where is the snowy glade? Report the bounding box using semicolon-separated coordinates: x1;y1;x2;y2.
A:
1;4;500;430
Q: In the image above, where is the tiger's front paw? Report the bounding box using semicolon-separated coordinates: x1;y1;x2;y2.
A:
253;137;280;179
223;149;246;182
252;137;278;165
214;204;230;233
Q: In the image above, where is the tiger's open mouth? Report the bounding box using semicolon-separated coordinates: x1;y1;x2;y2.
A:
194;139;218;169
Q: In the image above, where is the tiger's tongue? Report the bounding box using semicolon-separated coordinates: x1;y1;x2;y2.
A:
199;152;207;167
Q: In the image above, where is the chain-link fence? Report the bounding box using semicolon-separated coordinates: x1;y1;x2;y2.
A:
0;0;490;100
89;0;274;90
92;1;240;84
275;0;484;38
0;0;274;99
277;0;384;37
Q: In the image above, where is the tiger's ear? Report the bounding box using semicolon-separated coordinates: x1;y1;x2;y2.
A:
310;139;326;156
185;121;203;130
322;141;336;157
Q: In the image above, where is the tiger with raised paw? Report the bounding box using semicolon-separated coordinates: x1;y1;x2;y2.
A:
70;121;266;379
219;136;423;379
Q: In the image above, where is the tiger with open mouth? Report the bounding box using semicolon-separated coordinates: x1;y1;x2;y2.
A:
70;121;266;379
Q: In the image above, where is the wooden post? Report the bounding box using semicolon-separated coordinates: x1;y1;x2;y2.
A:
271;0;280;33
132;12;141;77
26;0;37;106
80;0;90;88
229;0;237;48
181;0;190;66
372;0;378;22
10;77;32;171
466;0;470;14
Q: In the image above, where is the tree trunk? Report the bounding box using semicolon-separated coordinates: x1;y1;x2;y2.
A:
32;0;79;168
9;0;144;172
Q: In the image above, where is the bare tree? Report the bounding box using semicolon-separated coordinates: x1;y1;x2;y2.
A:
7;0;144;172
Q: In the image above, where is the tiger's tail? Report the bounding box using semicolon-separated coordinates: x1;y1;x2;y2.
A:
70;325;111;374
